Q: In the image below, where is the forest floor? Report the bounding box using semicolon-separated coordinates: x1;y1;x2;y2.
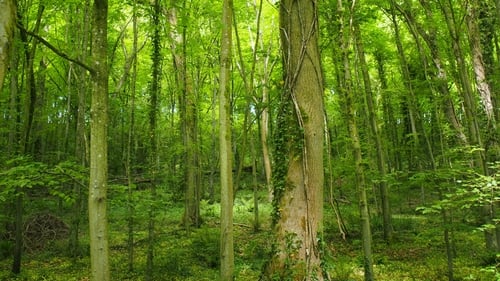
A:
0;188;498;281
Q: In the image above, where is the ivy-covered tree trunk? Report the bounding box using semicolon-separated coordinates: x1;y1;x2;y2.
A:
264;0;325;280
88;0;110;280
0;0;15;91
146;0;161;279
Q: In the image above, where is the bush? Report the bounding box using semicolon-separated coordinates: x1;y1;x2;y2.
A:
190;228;220;268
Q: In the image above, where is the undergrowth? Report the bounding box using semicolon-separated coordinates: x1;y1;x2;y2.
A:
0;188;497;281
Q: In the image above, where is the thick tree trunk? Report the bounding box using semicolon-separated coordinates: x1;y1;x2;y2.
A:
264;0;325;280
88;0;110;280
0;0;15;91
466;0;495;123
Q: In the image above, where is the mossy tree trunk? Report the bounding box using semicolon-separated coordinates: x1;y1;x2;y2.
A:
264;0;325;280
219;0;234;280
88;0;110;280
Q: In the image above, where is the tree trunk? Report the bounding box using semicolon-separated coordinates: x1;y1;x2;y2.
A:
438;0;494;250
146;1;161;279
219;0;234;280
68;0;91;259
167;0;201;228
125;0;138;272
337;1;374;280
0;0;15;91
88;0;110;280
353;20;392;243
264;0;325;280
466;0;495;124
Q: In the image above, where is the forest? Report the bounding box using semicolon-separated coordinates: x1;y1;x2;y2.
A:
0;0;499;280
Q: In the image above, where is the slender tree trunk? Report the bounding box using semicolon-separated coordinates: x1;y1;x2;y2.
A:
258;38;276;202
68;0;91;259
264;0;325;280
7;31;20;273
125;1;138;272
232;0;263;199
0;0;15;91
353;20;392;242
167;0;201;228
219;0;234;280
389;1;421;168
408;0;469;144
209;77;217;204
336;1;374;280
146;1;161;279
11;5;44;274
8;14;21;277
88;0;110;280
374;51;400;172
250;130;260;232
438;0;494;250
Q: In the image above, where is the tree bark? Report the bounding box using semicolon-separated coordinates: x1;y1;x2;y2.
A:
88;0;110;280
0;0;16;91
264;0;325;280
466;0;495;123
219;0;234;280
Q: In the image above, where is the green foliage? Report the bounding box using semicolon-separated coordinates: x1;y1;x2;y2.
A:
0;156;87;206
329;257;355;281
416;162;500;234
190;228;220;269
267;232;306;281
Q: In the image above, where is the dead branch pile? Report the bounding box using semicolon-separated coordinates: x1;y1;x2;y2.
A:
23;213;69;253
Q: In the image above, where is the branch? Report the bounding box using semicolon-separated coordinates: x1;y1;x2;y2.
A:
16;22;95;75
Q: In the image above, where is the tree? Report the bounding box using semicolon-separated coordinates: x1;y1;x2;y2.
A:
167;0;201;229
0;0;15;91
353;17;392;243
336;1;374;280
88;0;110;280
146;0;161;279
263;0;325;279
219;0;234;280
